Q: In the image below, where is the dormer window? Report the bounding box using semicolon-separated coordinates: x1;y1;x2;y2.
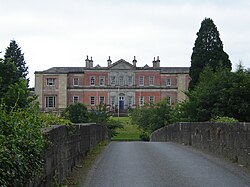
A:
46;78;55;86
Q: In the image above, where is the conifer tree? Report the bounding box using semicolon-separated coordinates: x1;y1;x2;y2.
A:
4;40;29;82
0;40;31;110
189;18;231;90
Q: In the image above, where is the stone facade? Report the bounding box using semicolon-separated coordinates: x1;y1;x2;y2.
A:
35;56;190;112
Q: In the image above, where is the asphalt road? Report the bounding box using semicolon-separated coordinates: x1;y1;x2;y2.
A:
84;142;250;187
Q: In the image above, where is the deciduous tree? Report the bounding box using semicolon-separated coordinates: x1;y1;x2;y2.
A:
182;65;250;122
62;103;89;123
129;98;172;132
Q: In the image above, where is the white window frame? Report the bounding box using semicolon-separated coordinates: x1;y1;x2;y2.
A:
166;78;171;86
139;96;144;106
128;76;133;85
149;76;155;86
90;96;95;106
73;96;79;103
110;96;116;107
149;96;155;105
139;76;144;86
99;76;105;86
99;96;105;104
73;78;79;86
90;76;95;86
45;96;56;108
128;96;133;107
167;96;171;105
46;78;55;86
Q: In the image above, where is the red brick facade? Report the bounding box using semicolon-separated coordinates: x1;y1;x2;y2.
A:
35;58;190;112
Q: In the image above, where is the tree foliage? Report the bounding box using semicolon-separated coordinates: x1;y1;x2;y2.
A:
181;65;250;122
0;103;45;186
62;103;122;137
62;103;89;123
4;40;28;80
189;18;231;90
0;40;32;110
129;98;172;133
89;103;110;124
89;104;123;137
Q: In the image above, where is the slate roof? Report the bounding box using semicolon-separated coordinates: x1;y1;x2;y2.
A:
160;67;190;74
35;59;189;74
35;67;85;74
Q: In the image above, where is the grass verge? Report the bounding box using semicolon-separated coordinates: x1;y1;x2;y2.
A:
111;117;141;141
61;140;110;187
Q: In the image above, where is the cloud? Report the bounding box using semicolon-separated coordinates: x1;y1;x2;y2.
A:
0;0;250;87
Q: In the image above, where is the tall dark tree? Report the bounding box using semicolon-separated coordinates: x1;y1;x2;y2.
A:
0;41;31;110
4;40;29;82
189;18;231;90
0;59;18;95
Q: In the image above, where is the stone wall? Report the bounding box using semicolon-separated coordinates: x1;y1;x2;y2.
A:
30;123;110;187
151;122;250;167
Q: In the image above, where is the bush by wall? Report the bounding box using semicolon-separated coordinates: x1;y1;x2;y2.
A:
0;105;45;186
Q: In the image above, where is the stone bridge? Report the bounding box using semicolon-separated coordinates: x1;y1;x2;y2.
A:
151;122;250;166
30;123;110;186
30;122;250;186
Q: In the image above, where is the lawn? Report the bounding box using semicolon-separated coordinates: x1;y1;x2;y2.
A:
111;117;141;141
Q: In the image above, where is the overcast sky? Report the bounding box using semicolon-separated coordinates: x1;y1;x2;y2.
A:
1;0;250;87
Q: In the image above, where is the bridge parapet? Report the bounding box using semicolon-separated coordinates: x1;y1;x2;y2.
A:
151;122;250;169
30;123;110;187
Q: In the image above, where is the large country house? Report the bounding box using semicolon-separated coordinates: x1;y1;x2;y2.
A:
35;56;190;113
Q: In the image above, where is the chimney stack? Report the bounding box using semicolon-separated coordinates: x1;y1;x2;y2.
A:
132;56;137;67
85;55;90;68
85;56;94;68
152;57;157;68
156;56;160;67
107;56;112;67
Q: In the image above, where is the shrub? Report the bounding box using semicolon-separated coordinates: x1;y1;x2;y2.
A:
0;103;45;186
106;118;123;137
39;113;72;127
62;103;89;123
139;131;150;141
89;104;123;137
129;98;172;133
210;116;239;122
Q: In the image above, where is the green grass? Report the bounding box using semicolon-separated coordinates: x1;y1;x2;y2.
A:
111;117;141;141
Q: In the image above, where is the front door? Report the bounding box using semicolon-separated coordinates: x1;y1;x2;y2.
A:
119;96;124;111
